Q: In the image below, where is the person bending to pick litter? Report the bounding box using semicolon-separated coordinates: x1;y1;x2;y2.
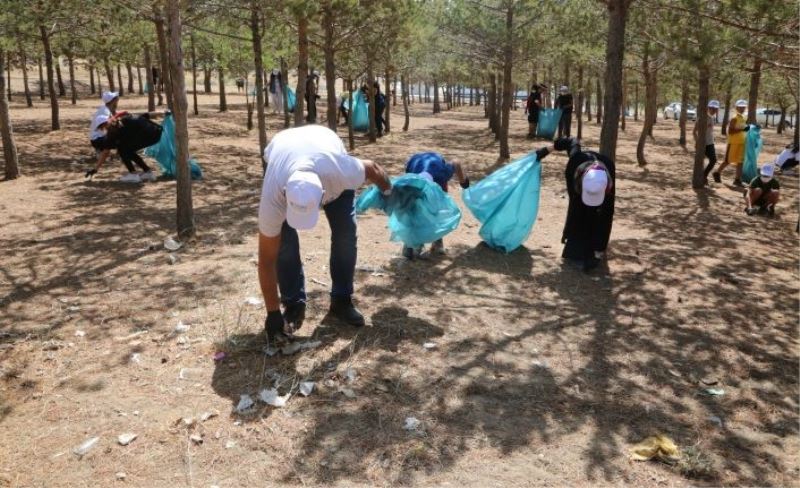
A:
713;99;750;186
539;137;615;271
86;112;165;183
89;91;120;154
402;152;469;258
745;163;780;217
258;125;392;343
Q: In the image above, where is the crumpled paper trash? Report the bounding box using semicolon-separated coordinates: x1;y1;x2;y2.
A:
629;434;680;463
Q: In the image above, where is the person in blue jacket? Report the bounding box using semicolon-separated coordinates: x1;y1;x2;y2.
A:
403;152;470;259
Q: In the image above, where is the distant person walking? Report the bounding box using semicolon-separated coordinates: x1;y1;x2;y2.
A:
713;99;749;186
555;85;574;138
269;69;284;114
525;84;543;139
693;100;720;186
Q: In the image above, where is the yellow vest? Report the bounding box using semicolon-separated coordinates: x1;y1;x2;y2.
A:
729;112;746;145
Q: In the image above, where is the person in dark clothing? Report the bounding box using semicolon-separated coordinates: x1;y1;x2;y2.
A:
236;78;245;92
525;84;543;138
305;71;319;123
538;137;615;271
268;69;284;113
86;113;165;183
373;81;386;137
555;86;574;138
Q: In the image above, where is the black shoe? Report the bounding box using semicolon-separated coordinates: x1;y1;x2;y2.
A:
768;204;775;217
712;172;721;183
329;297;365;327
284;302;306;333
402;246;415;260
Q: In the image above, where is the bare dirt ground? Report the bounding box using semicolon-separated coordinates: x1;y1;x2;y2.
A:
1;87;798;487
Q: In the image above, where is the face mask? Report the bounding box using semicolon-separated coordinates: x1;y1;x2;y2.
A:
760;176;772;183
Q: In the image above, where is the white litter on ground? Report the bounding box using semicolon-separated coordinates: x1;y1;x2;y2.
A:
403;417;421;431
299;381;315;397
259;388;290;407
244;296;263;306
235;395;255;413
117;433;137;446
73;437;99;458
164;236;182;251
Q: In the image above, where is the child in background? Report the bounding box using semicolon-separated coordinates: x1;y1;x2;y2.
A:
403;152;469;259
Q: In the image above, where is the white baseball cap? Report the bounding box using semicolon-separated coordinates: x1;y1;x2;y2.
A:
582;167;608;207
760;163;775;178
708;100;720;109
735;99;748;108
102;91;119;104
560;85;568;93
285;170;323;231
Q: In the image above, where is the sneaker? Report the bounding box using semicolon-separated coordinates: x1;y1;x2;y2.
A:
767;204;776;217
328;297;365;327
745;207;757;216
283;302;306;333
140;171;157;182
712;172;721;183
119;173;141;183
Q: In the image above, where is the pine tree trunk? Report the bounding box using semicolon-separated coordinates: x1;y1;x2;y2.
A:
322;1;338;130
250;2;266;158
281;57;290;128
679;76;688;146
218;67;227;112
6;53;12;102
136;65;143;94
432;78;440;114
0;50;20;179
595;75;602;124
104;59;115;91
126;63;134;94
67;55;77;104
166;0;194;238
18;39;32;107
499;4;513;160
692;64;710;188
55;57;65;97
96;66;102;93
393;76;398;106
746;58;761;124
777;102;786;134
599;0;629;160
384;68;391;133
116;64;124;96
402;73;410;131
721;80;732;135
347;79;355;150
39;25;59;130
488;72;497;132
577;65;584;139
89;62;95;95
620;69;627;131
634;80;639;121
585;74;592;121
190;34;198;116
367;56;376;142
637;45;657;167
203;67;211;93
144;45;156;112
37;57;45;100
295;15;308;127
155;15;173;109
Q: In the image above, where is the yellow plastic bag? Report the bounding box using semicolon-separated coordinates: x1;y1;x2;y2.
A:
629;434;680;463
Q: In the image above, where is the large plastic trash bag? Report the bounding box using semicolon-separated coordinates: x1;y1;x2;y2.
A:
536;108;562;139
351;90;370;132
287;87;296;113
462;152;542;253
356;173;462;248
143;114;203;180
742;124;762;183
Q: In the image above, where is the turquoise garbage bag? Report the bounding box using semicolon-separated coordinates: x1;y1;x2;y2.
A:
462;152;542;253
536;108;562;139
356;174;462;248
287;87;296;112
143;114;203;180
351;90;369;132
742;125;762;183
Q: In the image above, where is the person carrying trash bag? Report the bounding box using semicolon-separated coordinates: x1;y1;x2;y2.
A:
539;137;615;272
400;152;470;258
85;112;166;183
713;99;750;186
258;125;392;343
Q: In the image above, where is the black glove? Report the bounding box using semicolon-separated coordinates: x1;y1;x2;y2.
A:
535;147;550;160
283;302;306;332
554;137;574;152
743;124;751;132
264;310;286;342
460;178;470;189
85;168;97;179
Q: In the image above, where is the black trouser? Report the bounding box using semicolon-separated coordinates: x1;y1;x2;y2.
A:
375;105;386;134
702;144;717;178
558;110;572;138
118;147;152;173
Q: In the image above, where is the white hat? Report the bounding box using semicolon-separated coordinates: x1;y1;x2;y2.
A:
560;85;568;93
735;99;748;108
759;163;775;178
285;170;323;231
582;167;608;207
102;91;119;104
708;100;720;109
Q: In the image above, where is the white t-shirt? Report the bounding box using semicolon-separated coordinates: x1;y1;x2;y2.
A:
775;147;799;169
258;125;365;237
89;104;111;140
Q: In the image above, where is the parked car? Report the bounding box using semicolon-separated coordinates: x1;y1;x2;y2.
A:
755;108;794;128
663;102;697;121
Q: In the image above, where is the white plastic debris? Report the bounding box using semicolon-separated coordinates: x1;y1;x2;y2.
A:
180;417;196;427
338;387;356;398
532;360;549;369
73;436;99;458
403;417;421;431
174;321;190;333
344;367;357;383
116;472;127;480
164;236;182;251
74;330;86;337
167;254;178;265
280;340;322;355
200;411;218;422
117;433;137;446
422;342;437;350
67;306;81;312
259;388;290;407
225;440;237;449
299;381;315;397
131;353;142;364
179;368;200;380
176;336;188;345
235;394;255;413
244;296;263;306
310;278;329;286
189;433;203;444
